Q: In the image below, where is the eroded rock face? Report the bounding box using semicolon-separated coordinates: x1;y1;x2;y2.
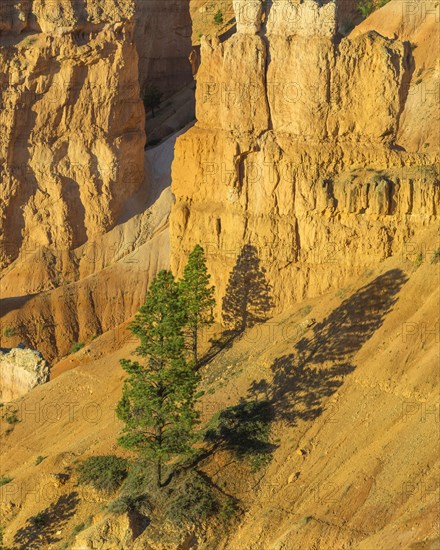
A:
233;0;263;34
0;348;49;402
170;0;439;318
0;0;145;268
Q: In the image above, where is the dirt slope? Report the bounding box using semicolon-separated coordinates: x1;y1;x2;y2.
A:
1;227;438;549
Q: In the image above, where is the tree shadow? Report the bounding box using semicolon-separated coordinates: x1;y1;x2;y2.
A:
202;245;274;365
248;269;408;426
222;244;274;332
13;492;79;549
204;399;276;461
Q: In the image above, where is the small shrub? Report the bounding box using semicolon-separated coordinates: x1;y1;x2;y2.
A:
70;342;85;354
357;0;373;18
414;253;423;268
219;496;239;522
119;461;152;497
249;452;272;472
336;287;350;299
431;249;440;265
76;456;128;493
21;36;37;48
35;455;46;466
213;9;223;25
168;471;219;526
71;516;92;536
107;494;150;516
415;78;422;85
299;305;312;317
3;411;19;425
0;476;13;487
2;327;16;338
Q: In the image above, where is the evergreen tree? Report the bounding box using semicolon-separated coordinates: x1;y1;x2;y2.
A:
116;270;200;488
180;245;216;368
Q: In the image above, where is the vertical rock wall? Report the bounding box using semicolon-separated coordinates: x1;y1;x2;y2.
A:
170;0;439;318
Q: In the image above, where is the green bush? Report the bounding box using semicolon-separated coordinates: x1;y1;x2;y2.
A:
35;455;46;466
357;0;373;17
218;496;239;522
214;9;223;25
76;456;128;493
2;327;16;338
107;494;150;516
168;471;219;526
431;249;440;265
0;476;12;487
71;516;92;536
70;342;85;354
414;253;423;268
2;411;19;425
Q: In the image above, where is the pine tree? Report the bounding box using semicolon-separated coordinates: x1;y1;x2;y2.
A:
116;270;200;488
180;245;216;368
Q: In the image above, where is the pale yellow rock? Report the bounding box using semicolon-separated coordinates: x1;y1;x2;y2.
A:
171;5;439;319
0;347;49;402
0;10;145;267
233;0;263;34
196;33;269;133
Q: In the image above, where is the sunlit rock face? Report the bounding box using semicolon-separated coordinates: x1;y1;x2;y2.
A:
170;0;439;317
0;0;145;268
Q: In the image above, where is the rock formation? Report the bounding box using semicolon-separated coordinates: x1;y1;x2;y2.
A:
0;0;145;268
170;0;439;318
0;347;49;402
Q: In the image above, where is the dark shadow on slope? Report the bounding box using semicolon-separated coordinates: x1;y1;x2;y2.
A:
249;269;408;426
202;244;274;366
13;492;79;549
204;399;276;462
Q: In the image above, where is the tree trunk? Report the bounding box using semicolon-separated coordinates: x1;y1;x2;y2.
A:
157;460;162;488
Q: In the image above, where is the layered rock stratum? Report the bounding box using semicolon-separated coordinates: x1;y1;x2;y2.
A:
170;0;439;320
0;1;439;548
0;0;146;268
0;1;190;359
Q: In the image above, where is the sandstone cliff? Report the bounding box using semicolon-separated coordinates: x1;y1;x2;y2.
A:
170;0;439;320
0;0;145;268
0;1;193;359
